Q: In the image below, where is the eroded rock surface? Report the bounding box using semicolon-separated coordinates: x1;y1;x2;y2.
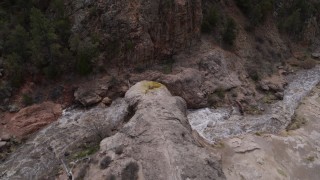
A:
0;81;225;180
0;99;130;179
222;85;320;180
65;81;225;180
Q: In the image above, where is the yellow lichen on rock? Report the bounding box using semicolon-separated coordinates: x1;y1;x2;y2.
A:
141;81;164;94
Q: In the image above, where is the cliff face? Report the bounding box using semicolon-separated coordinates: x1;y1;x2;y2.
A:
68;0;202;65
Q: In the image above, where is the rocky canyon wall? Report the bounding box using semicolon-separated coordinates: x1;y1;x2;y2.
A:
67;0;202;65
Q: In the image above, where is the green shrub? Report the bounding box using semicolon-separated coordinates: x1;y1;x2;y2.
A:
278;0;318;37
89;6;98;17
100;156;112;169
249;70;260;81
279;10;302;36
106;40;121;59
110;76;119;86
164;0;174;8
121;162;139;180
106;175;116;180
72;145;99;159
125;40;135;51
71;37;98;75
76;57;92;75
286;114;307;130
43;64;59;79
4;53;24;87
134;65;147;73
161;58;175;74
115;145;124;155
22;94;34;106
215;88;225;99
235;0;274;25
201;6;219;33
223;18;237;46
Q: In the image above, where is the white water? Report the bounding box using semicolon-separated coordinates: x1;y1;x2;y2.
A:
188;66;320;143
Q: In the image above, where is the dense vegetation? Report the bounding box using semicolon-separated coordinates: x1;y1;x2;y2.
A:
277;0;320;37
235;0;274;25
222;18;237;46
0;0;98;88
201;6;219;33
235;0;320;37
202;0;320;47
1;0;319;89
201;5;237;46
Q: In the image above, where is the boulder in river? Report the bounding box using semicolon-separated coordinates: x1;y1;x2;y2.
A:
74;87;102;106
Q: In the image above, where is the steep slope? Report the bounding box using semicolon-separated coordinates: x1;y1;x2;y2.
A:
66;0;202;65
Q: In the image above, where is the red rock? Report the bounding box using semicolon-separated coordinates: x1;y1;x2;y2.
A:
8;101;62;138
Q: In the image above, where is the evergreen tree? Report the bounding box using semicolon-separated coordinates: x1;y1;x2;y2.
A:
223;18;237;46
5;25;29;59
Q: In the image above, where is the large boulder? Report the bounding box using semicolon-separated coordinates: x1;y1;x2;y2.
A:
259;74;287;92
311;52;320;59
158;48;243;108
74;77;114;106
74;88;102;106
7;101;62;137
160;68;206;108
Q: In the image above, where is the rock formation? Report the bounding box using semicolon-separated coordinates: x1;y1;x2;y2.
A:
0;81;225;180
221;84;320;180
67;0;202;64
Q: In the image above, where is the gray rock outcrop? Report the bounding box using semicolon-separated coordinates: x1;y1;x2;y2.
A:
0;81;225;180
222;84;320;180
0;99;130;179
74;88;102;106
76;81;225;179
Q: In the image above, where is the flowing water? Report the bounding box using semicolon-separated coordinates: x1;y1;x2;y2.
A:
188;66;320;143
1;66;320;179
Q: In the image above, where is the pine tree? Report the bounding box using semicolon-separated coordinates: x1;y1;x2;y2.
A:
29;8;57;67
